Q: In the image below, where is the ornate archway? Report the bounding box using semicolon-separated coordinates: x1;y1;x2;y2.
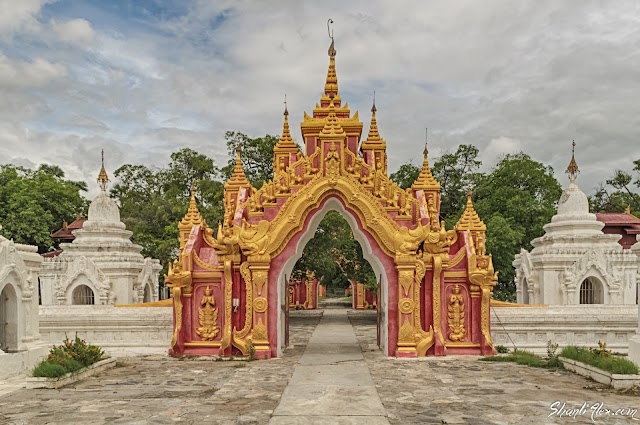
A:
166;39;497;358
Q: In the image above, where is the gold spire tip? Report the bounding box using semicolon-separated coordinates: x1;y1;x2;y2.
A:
565;140;579;182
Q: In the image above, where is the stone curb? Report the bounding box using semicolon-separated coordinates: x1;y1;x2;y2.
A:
26;357;116;389
559;356;640;390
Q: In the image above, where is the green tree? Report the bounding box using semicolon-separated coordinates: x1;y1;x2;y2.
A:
0;164;88;252
111;148;225;274
292;212;376;292
431;144;483;223
221;131;280;187
590;160;640;215
390;163;420;189
473;153;562;300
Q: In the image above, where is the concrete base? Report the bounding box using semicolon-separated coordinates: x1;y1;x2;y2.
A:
39;305;172;357
0;344;50;380
27;358;116;389
628;334;640;367
491;305;637;354
559;357;640;390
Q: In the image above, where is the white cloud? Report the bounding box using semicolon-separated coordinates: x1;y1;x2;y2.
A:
0;53;67;88
1;0;640;200
0;0;48;36
51;18;95;44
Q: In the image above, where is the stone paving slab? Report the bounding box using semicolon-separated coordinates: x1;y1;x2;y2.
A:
1;309;639;425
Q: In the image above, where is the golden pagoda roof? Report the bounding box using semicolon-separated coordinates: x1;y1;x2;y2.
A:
274;105;297;151
224;145;251;189
319;99;346;138
179;185;205;229
455;190;486;231
97;149;109;191
361;101;386;149
411;145;441;191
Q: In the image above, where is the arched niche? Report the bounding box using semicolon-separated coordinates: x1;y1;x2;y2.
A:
579;277;604;304
72;284;95;305
143;283;152;303
522;278;530;304
66;274;99;305
0;282;19;352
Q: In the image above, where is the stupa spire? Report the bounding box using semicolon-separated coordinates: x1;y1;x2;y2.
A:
411;131;441;191
320;98;345;138
566;141;579;183
365;94;382;142
275;95;296;149
97;149;109;192
455;188;486;231
225;144;251;189
179;184;205;229
324;19;339;98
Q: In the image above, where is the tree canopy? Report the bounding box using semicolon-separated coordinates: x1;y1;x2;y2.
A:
590;159;640;216
221;131;280;187
0;164;88;252
292;211;377;290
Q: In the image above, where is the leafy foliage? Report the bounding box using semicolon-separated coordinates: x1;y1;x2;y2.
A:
481;349;558;369
111;148;225;283
590;159;640;215
32;334;104;378
559;345;639;375
220;131;281;187
389;162;420;190
292;212;377;291
473;153;562;300
0;164;88;252
431;144;483;223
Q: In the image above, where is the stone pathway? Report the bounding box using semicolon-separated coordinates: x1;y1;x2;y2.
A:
1;308;639;424
270;308;389;424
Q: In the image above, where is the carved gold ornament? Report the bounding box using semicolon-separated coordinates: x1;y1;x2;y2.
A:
399;298;414;314
253;297;268;313
447;285;466;342
196;286;220;341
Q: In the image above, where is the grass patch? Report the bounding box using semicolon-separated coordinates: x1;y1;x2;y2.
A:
32;334;105;378
559;346;639;375
481;350;553;368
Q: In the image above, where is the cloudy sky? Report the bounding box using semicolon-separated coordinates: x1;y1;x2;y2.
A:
0;0;639;198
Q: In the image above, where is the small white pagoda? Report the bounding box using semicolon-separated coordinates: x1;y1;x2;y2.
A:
513;143;638;305
39;152;161;305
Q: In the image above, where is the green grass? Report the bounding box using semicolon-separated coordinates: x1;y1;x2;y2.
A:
481;350;551;368
560;346;639;375
32;357;83;378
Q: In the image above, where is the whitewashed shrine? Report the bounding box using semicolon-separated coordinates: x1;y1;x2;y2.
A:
39;155;161;305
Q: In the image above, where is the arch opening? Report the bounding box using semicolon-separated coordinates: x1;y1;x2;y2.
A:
274;197;390;356
0;283;19;352
72;284;95;305
579;277;603;304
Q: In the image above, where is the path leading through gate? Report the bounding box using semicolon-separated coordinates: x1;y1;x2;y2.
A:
271;308;389;424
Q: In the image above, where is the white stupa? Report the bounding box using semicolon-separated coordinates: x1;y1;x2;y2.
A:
39;152;161;305
513;143;638;305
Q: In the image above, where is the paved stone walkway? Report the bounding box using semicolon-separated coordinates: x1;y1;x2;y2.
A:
270;308;389;424
0;308;638;425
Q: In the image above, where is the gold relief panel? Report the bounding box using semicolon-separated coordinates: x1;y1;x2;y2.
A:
398;298;414;314
446;284;466;342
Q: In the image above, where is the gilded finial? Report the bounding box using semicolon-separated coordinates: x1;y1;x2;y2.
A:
455;188;486;232
625;205;631;214
372;91;376;114
275;95;295;148
412;135;440;191
97;149;109;192
327;19;335;57
179;184;204;231
284;94;288;116
424;128;428;156
225;143;251;189
365;95;382;142
566;140;579;182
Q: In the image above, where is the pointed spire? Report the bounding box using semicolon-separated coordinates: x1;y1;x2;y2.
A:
179;184;205;229
225;144;251;189
455;189;486;231
97;149;109;191
325;20;338;98
275;95;296;149
411;138;440;191
625;205;631;215
566;141;579;183
366;94;382;142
